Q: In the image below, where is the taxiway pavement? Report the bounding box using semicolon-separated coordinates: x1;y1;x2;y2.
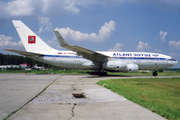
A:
1;73;177;120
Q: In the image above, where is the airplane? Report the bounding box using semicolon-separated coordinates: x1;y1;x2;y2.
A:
32;64;45;70
4;20;178;76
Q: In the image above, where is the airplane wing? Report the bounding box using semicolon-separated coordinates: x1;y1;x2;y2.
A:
4;49;43;57
54;30;110;63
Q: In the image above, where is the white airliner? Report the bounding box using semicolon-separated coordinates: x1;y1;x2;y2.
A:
4;20;178;76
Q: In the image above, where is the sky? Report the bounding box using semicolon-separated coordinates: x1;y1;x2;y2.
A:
0;0;180;68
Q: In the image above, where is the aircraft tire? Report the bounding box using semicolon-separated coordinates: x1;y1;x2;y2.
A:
153;71;158;76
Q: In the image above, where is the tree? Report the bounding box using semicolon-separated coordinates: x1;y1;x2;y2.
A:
0;53;55;68
158;69;164;72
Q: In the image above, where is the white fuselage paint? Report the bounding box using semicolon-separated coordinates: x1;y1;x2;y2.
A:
32;51;178;71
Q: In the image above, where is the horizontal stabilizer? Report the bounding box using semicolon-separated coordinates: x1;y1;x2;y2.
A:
4;49;43;57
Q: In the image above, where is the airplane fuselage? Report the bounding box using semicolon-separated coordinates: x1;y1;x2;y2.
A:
32;50;177;72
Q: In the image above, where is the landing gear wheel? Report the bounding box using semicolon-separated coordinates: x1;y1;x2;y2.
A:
153;71;158;76
91;72;96;75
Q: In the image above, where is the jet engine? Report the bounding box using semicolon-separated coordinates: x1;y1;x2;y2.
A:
102;61;139;73
102;61;126;71
126;63;138;73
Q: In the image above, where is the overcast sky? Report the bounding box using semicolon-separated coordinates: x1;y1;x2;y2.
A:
0;0;180;67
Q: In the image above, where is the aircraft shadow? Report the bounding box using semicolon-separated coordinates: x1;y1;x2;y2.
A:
84;75;133;78
85;72;133;78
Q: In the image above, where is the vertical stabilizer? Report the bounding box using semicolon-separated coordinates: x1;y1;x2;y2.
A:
12;20;55;52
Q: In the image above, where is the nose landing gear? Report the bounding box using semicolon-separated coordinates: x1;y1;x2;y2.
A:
152;71;158;76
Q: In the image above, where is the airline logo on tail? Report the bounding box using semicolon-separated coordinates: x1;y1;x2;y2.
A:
28;36;36;44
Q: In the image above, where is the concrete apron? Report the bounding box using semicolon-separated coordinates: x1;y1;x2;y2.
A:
7;74;166;120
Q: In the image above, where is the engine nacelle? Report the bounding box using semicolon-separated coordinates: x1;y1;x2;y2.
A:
102;61;126;71
126;63;139;73
82;61;100;68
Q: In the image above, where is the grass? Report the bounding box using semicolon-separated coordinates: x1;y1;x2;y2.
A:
97;78;180;120
108;71;180;76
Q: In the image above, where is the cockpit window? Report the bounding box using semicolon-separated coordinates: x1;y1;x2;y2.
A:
170;58;176;61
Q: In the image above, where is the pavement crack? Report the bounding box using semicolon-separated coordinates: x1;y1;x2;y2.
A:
69;84;76;120
69;105;76;120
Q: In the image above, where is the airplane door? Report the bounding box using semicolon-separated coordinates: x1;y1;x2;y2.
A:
165;58;168;63
154;63;158;69
52;53;56;60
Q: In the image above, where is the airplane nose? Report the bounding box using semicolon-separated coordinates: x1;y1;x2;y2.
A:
173;61;178;66
175;61;178;65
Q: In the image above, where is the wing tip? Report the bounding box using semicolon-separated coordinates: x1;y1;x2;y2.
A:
53;29;71;47
4;49;13;51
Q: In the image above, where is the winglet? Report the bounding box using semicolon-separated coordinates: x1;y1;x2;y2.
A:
53;30;71;46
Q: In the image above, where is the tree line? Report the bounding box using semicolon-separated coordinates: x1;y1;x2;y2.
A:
0;53;52;68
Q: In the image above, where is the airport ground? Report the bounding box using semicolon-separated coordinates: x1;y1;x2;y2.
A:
0;73;180;120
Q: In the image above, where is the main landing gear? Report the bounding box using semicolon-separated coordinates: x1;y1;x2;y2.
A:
152;71;158;76
91;68;108;76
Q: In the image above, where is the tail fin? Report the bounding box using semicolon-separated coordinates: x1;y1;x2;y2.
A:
12;20;54;52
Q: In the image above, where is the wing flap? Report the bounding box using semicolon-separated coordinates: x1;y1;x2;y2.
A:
64;45;108;62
